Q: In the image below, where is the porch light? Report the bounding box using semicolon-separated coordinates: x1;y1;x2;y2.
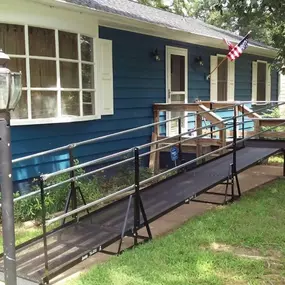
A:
0;48;22;285
0;49;22;111
152;48;161;61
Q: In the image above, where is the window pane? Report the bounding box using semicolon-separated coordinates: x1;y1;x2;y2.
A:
83;91;92;103
171;55;185;92
11;91;28;119
60;62;79;88
59;31;78;60
31;91;57;118
8;58;26;87
217;57;228;101
61;91;80;116
82;64;94;89
257;62;266;101
83;104;93;116
0;24;25;55
81;36;93;62
29;27;55;57
30;59;56;88
218;82;227;101
257;62;266;82
83;92;94;116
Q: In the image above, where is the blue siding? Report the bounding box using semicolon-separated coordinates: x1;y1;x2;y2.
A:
11;26;279;184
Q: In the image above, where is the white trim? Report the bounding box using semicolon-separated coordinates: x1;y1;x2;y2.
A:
24;24;32;120
252;60;270;104
11;115;101;126
165;46;188;136
55;29;62;117
78;33;83;116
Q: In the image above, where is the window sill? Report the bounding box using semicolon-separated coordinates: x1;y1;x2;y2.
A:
11;115;101;126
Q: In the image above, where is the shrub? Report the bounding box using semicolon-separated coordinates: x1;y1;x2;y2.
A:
0;159;155;224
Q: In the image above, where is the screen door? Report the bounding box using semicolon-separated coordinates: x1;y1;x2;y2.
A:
166;46;188;136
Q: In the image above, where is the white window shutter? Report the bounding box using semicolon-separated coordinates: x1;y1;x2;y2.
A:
97;39;114;115
210;55;218;101
266;62;271;102
227;60;235;101
252;61;257;102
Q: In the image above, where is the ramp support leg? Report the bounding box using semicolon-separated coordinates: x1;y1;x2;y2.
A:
133;148;152;247
117;195;133;255
283;150;285;177
40;177;49;284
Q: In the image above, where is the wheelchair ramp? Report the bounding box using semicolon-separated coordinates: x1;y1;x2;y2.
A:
0;145;281;284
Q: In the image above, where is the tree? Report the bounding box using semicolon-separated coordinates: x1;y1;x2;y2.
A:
137;0;285;72
213;0;285;72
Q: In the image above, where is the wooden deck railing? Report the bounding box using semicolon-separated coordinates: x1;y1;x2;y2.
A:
150;102;285;172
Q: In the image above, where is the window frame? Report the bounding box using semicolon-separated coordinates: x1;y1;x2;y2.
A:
252;60;271;105
210;54;235;102
4;24;100;126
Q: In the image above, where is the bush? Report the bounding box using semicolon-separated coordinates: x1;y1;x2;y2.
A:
0;159;155;224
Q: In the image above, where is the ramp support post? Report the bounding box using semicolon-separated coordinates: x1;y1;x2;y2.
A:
232;110;241;199
69;148;77;216
133;148;152;247
134;147;140;245
178;117;183;165
40;177;49;284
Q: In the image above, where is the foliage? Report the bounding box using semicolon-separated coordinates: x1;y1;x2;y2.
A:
137;0;285;72
0;160;154;223
73;180;285;285
261;106;285;133
213;0;285;72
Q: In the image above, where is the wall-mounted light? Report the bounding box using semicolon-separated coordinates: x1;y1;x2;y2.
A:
195;56;203;66
152;48;161;61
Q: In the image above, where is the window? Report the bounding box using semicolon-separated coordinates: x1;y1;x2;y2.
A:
210;55;235;102
217;57;228;101
252;61;271;103
0;23;99;122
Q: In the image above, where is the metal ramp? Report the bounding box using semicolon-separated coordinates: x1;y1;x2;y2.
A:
0;141;282;284
1;101;285;284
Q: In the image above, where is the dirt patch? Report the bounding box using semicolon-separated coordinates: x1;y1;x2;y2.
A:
204;242;284;264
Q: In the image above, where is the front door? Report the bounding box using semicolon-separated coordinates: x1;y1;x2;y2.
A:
166;46;188;136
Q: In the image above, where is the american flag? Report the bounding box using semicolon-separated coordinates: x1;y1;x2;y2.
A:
225;33;250;61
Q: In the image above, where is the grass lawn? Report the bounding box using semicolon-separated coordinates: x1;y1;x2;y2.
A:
73;179;285;285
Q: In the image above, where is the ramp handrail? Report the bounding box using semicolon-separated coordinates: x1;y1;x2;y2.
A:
7;101;285;205
43;100;285;180
46;119;285;226
12;103;241;164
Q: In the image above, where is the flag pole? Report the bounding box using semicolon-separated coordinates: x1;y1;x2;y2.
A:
206;30;252;80
206;56;228;80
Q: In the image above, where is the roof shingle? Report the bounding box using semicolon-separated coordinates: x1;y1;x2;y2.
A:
62;0;271;49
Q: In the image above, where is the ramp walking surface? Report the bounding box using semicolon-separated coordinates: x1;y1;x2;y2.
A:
0;144;281;284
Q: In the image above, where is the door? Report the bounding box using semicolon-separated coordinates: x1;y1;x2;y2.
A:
166;46;188;136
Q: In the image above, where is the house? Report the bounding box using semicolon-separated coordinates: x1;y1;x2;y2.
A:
0;0;280;190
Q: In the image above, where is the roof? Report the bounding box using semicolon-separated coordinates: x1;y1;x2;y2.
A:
60;0;272;50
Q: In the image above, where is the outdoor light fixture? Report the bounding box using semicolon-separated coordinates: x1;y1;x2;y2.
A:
152;48;161;61
0;48;22;285
195;56;203;66
0;49;22;114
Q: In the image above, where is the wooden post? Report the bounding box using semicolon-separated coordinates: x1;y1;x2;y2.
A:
219;127;226;154
153;108;160;173
254;119;260;139
196;112;202;164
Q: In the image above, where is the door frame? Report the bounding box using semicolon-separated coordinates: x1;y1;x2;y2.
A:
165;46;188;136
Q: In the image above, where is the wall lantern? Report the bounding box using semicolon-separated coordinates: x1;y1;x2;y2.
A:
0;49;22;114
195;56;203;66
152;48;161;61
0;48;22;285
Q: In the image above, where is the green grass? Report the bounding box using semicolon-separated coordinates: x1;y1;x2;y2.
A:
74;179;285;285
